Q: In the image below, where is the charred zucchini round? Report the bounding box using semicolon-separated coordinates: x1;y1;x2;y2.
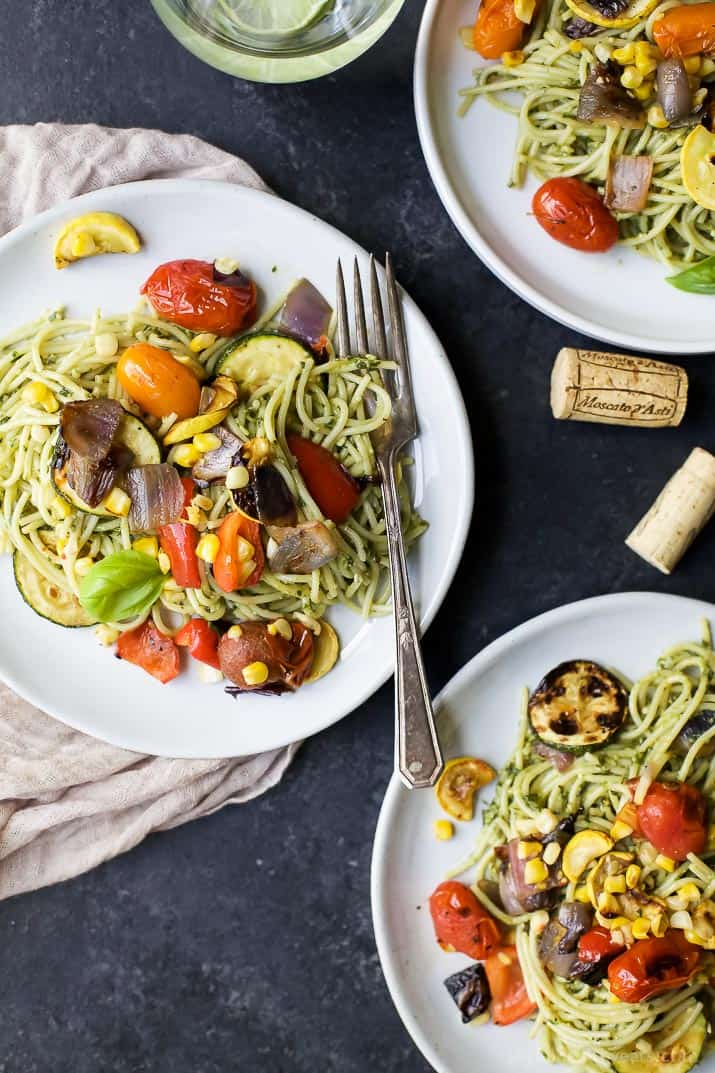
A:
528;660;628;752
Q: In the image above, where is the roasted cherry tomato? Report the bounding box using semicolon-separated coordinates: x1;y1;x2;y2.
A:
287;435;361;524
213;509;265;593
116;621;180;684
158;522;202;590
577;926;625;964
175;619;221;669
532;178;619;253
429;880;502;960
653;2;715;57
484;946;536;1025
117;343;200;420
635;781;707;862
474;0;530;59
141;259;258;336
607;933;701;1003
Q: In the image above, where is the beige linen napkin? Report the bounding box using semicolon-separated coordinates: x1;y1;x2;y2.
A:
0;123;298;901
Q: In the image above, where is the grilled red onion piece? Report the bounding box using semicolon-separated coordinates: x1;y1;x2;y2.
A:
126;464;184;533
267;521;338;574
533;739;575;772
253;465;297;527
578;64;644;128
192;426;242;481
539;902;594;979
60;398;123;461
278;279;332;355
64;451;117;508
605;155;654;213
212;263;253;289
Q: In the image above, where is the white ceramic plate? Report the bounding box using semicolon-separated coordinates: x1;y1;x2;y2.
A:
0;179;473;758
414;1;715;354
372;592;715;1073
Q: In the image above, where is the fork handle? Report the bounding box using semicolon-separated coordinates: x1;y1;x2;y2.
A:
380;454;443;790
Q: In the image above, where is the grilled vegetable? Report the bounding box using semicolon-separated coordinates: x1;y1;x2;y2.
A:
653;2;715;57
635;781;707;861
608;933;700;1003
674;709;715;756
175;619;221;669
141;259;257;337
193;426;243;482
656;58;692;124
277;279;332;358
304;621;340;684
562;829;614;882
53;211;140;269
217;332;312;391
287;435;361;524
538;901;594;979
498;836;567;912
483;947;536;1025
435;757;496;822
443;964;491;1024
577;63;645;128
681;125;715;210
605;156;654;213
565;0;659;29
473;0;537;59
532;177;620;252
267;521;338;574
163;408;230;446
613;1010;706;1073
117;343;201;420
116;621;180;684
429;881;502;959
528;660;628;750
213;510;264;592
125;463;185;533
14;553;97;627
218;620;314;692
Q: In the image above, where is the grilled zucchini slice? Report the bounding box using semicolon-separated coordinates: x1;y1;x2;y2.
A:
613;1012;706;1073
52;411;160;517
217;332;312;391
14;553;97;627
528;660;628;751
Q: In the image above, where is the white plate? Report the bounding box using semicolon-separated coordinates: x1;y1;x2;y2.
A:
0;179;473;758
372;592;715;1073
414;1;715;354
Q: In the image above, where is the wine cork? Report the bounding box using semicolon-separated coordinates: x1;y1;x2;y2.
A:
626;448;715;574
551;348;688;429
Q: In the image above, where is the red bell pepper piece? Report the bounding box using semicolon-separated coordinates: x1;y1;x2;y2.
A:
287;435;360;524
158;522;202;589
175;619;221;669
116;621;180;684
213;510;264;593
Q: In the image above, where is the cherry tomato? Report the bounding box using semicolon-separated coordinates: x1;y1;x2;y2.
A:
577;926;625;964
213;509;265;593
635;781;707;862
141;259;257;336
287;435;361;524
474;0;529;59
653;3;715;57
608;933;701;1003
484;947;536;1025
429;880;502;960
532;178;619;253
158;523;202;589
175;619;221;669
117;343;200;420
116;621;180;684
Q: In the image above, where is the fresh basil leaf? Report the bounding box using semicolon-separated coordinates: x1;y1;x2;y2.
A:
667;256;715;294
79;550;165;623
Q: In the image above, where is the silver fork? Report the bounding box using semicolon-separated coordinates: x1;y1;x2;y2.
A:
335;253;443;790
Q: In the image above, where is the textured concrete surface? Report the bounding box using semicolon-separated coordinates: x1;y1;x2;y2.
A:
1;2;714;1071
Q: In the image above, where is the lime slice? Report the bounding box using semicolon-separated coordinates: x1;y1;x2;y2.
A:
216;0;335;36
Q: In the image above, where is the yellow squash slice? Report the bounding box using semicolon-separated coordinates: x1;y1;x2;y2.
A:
564;0;659;29
54;212;141;269
681;125;715;210
435;757;496;822
305;622;339;684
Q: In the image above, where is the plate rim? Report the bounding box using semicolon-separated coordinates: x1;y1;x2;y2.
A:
371;589;715;1073
0;177;475;757
413;0;709;357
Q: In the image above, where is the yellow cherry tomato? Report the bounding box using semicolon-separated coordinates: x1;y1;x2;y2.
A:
117;343;200;420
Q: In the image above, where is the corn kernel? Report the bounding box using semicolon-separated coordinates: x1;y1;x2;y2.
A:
634;41;655;64
185;505;206;528
236;535;256;562
524;858;549;885
670;910;693;931
51;495;72;519
648;104;669;129
502;50;525;67
694;86;708;108
626;865;641;889
651;913;668;937
610;819;633;842
621;66;643;89
608;992;621;1004
609;916;631;931
214;257;239;275
612;43;635;64
605;875;627;894
75;556;94;577
95;624;119;646
543;841;561;866
531;910;550;933
227;625;243;639
535;809;558;834
433;819;454;841
94;332;118;359
30;424;50;443
226;465;250;490
197;663;224;684
23;381;49;405
189;332;217;353
268;618;293;641
518;840;542;859
196;533;220;564
632;917;651;939
171;444;201;468
685;54;702;74
569;40;584;52
701;56;715;76
193;494;214;511
574;885;591;903
679;883;701;905
634;82;653;100
598;892;620;914
656;854;676;873
71;231;96;257
163;578;182;592
236;558;257;585
133;536;159;558
685;929;707;948
157;551;171;574
193;432;222;454
104;487;131;517
243;660;269;686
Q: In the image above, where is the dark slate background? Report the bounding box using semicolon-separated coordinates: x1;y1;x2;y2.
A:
1;2;712;1071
